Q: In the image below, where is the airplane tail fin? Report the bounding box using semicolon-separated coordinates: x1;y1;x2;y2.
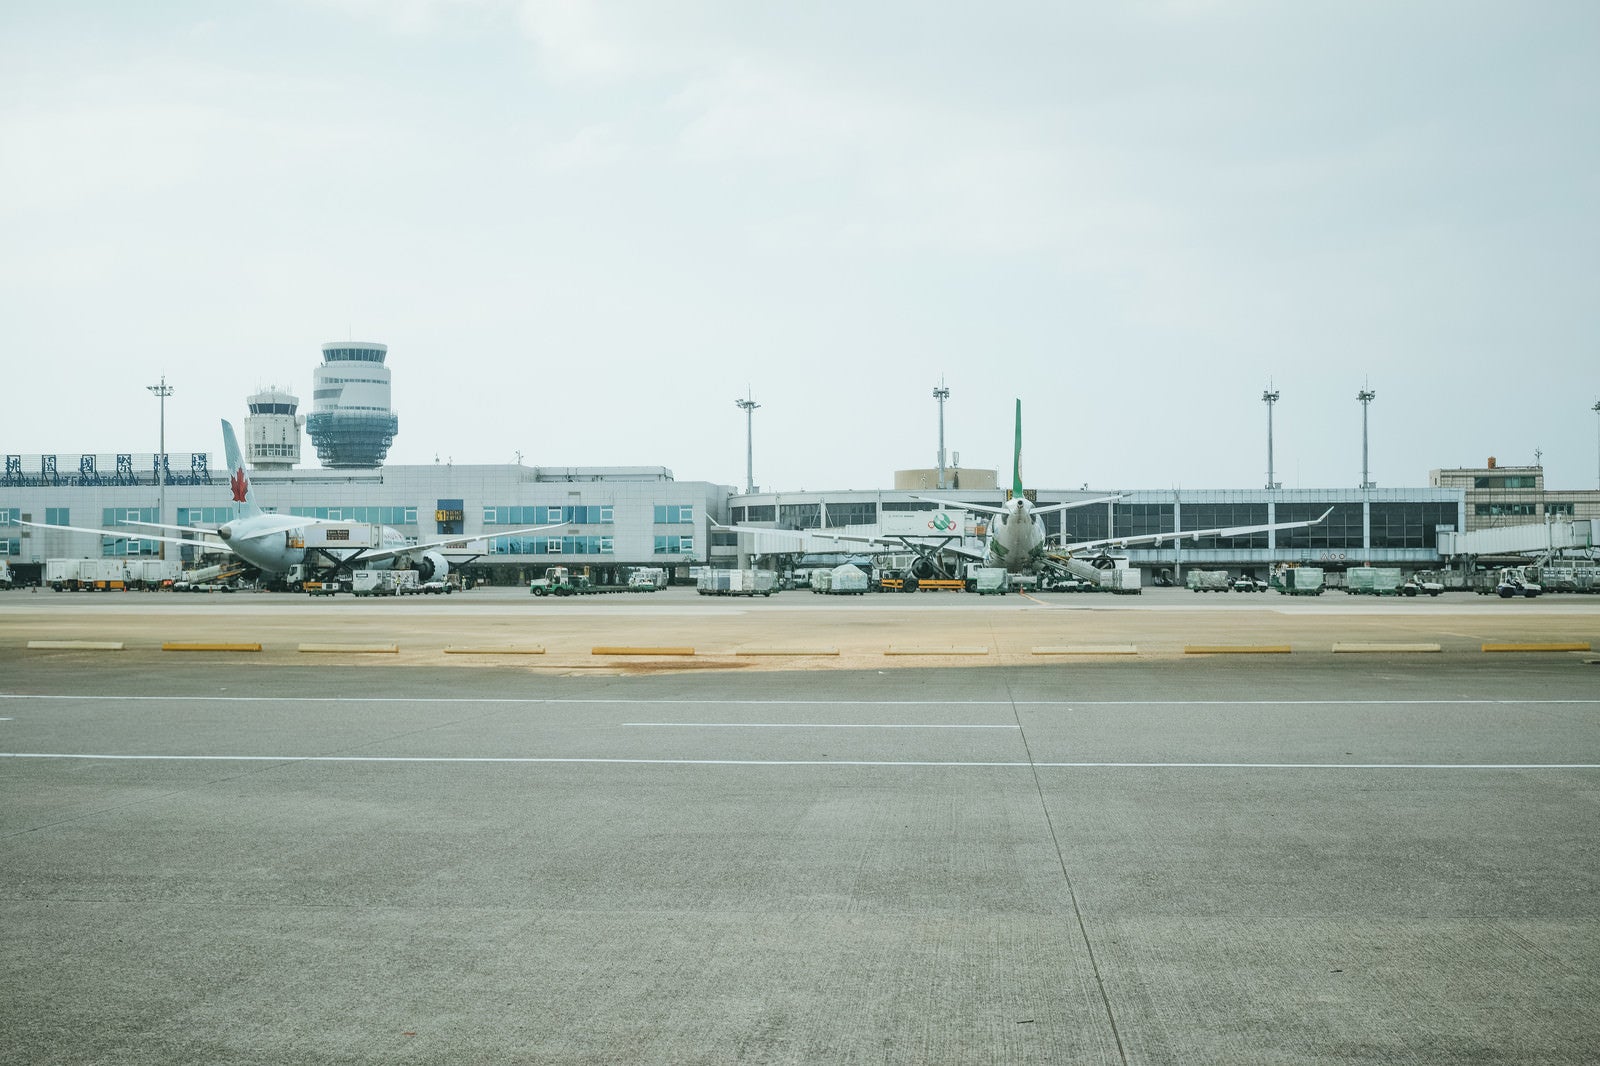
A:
1011;398;1025;500
221;419;262;520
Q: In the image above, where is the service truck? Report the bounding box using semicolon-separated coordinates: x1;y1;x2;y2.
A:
1344;567;1404;596
46;558;129;591
352;569;420;596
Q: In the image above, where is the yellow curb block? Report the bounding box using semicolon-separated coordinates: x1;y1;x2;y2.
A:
298;643;399;654
1032;645;1138;655
736;648;840;656
162;642;262;652
592;646;695;656
885;646;990;656
26;640;124;651
444;646;545;655
1482;642;1591;653
1332;643;1442;654
1184;645;1292;655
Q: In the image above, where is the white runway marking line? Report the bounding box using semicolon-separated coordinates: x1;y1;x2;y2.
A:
3;694;1599;708
623;722;1018;729
1;753;1596;769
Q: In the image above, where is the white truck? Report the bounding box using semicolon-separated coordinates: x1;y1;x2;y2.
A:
46;558;130;591
352;569;420;596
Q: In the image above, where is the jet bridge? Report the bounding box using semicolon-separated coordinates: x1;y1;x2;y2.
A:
1438;519;1596;559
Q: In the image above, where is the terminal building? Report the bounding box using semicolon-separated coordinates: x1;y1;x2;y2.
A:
711;485;1467;584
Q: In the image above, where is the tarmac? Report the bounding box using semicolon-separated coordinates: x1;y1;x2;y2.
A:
1;587;1597;1063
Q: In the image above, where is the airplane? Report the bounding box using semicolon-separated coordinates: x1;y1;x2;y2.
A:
910;399;1332;576
21;419;560;584
718;399;1330;585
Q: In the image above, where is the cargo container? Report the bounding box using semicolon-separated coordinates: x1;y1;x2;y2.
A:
812;563;869;595
697;569;779;596
1186;570;1231;592
1271;565;1324;596
1344;567;1403;595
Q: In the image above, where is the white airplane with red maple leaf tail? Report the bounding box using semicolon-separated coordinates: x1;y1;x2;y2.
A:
23;420;560;581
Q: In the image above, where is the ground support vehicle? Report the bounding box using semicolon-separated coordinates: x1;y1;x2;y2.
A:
0;561;12;589
812;564;870;595
1233;576;1268;592
697;569;779;596
1345;567;1404;595
45;558;129;591
352;569;420;596
628;567;667;591
304;580;344;596
1536;565;1600;593
967;567;1011;595
1187;570;1231;593
1401;577;1444;597
529;565;635;596
1271;565;1325;596
411;580;454;594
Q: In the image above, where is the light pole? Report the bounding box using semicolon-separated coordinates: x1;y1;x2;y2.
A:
1262;387;1280;489
1358;387;1376;489
735;392;759;494
147;375;173;560
932;380;950;490
1593;400;1599;490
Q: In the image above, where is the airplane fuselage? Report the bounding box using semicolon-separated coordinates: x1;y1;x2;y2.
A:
218;518;408;576
987;498;1048;573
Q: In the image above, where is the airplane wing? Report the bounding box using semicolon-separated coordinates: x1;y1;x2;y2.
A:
908;495;1007;517
1059;508;1334;554
18;519;238;555
349;523;565;564
1029;494;1123;516
908;493;1122;516
119;519;222;537
712;520;987;559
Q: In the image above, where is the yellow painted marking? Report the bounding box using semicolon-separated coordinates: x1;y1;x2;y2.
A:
1482;642;1591;653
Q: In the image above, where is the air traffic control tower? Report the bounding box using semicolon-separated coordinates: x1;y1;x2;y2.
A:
304;341;399;468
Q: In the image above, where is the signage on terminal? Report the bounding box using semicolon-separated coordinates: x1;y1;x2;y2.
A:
435;509;465;522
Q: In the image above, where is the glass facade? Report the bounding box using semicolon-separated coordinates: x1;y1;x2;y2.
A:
654;535;694;554
1475;503;1536;517
825;502;877;527
45;508;69;526
490;534;613;555
744;505;775;522
486;505;612;525
1370;503;1457;548
653;504;695;524
1053;507;1111;545
290;506;417;525
1183;503;1269;549
778;503;821;530
1113;504;1176;541
1276;503;1364;550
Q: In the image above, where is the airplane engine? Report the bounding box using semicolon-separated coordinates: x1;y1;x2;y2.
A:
908;556;941;580
413;551;450;582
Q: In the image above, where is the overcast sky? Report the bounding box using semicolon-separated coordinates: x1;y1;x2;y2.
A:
3;1;1596;495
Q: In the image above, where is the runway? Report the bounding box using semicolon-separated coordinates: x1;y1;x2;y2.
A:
1;597;1597;1065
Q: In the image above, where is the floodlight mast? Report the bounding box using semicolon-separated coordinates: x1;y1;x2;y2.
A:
1358;387;1376;489
933;379;950;490
1262;387;1280;489
1593;400;1600;490
735;393;760;494
146;375;173;560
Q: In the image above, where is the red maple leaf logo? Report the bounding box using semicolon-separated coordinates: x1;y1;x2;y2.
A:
230;467;249;503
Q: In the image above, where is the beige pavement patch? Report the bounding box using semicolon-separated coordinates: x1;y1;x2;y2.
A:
1032;644;1138;655
299;643;399;654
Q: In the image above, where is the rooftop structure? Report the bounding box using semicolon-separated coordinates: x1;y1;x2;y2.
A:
304;342;399;468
